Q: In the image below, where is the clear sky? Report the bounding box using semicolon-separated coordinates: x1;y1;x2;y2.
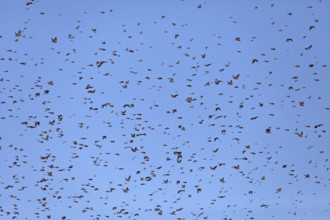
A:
1;0;330;219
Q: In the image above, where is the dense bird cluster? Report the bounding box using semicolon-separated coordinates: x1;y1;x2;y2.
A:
0;1;330;219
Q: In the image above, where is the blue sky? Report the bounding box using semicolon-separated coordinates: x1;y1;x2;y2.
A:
1;0;330;219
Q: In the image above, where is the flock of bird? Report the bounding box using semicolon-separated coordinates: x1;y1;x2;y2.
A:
0;1;330;219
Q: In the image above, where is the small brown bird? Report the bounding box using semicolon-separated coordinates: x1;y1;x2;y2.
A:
51;37;57;43
15;30;22;37
125;175;131;181
233;74;240;80
186;97;193;103
233;165;240;170
210;165;217;170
